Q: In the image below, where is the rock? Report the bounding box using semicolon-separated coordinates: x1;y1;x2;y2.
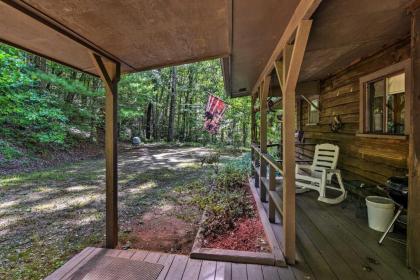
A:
132;137;141;146
122;241;131;250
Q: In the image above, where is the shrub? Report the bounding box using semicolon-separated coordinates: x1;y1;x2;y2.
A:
192;153;255;238
0;140;23;160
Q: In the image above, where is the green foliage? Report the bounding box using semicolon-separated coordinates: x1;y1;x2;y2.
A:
0;42;251;158
221;153;251;176
191;154;254;238
0;45;90;151
0;140;23;160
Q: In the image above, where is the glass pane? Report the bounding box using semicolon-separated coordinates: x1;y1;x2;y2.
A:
387;73;405;95
308;99;319;124
386;92;405;134
310;99;319;112
368;80;385;133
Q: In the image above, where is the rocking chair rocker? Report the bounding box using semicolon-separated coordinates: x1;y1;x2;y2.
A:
295;143;347;204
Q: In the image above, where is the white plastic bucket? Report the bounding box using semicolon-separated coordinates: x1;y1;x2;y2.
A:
366;196;395;232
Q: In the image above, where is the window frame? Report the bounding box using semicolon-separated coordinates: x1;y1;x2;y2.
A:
306;96;320;126
359;59;411;137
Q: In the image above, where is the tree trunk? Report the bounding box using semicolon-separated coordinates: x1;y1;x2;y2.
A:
146;102;152;140
167;66;177;142
242;121;247;147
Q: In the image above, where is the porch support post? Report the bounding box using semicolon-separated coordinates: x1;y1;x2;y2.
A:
91;53;121;249
259;76;270;202
275;20;312;264
251;93;256;178
409;6;420;273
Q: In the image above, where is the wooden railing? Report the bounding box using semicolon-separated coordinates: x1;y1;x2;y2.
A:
251;143;284;223
250;143;316;222
249;0;319;264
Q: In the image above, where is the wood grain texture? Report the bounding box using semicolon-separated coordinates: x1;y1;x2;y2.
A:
249;178;416;280
246;264;264;280
231;263;247;280
409;9;420;274
299;39;410;186
282;20;313;265
165;255;188;280
198;260;217;280
91;54;120;249
182;259;202;280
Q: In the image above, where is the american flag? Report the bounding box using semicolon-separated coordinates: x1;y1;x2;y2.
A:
203;94;227;134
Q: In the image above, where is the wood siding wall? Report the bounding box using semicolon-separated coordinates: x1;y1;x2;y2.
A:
298;39;410;185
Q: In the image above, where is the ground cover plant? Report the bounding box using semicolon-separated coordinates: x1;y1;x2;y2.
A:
192;153;270;252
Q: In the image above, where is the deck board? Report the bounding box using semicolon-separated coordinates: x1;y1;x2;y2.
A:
165;254;188;280
157;254;175;280
132;250;149;261
118;249;136;259
246;264;264;280
145;251;162;263
182;258;202;280
262;265;281;280
231;263;247;280
215;262;231;280
61;247;106;280
276;266;296;280
296;203;358;279
44;247;94;280
252;177;415;280
198;260;217;280
299;195;394;280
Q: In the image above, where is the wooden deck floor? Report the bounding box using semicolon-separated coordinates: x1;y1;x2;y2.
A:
45;246;296;280
252;179;417;280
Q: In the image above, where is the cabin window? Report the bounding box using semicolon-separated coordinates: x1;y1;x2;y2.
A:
359;60;410;136
366;73;405;134
307;98;319;125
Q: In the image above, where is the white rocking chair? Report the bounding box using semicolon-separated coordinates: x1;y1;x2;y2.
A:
296;143;347;204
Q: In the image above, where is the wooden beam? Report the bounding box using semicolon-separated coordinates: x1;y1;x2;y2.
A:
275;61;284;94
283;44;293;85
91;53;120;249
259;76;271;202
408;8;420;274
93;53;113;90
280;20;313;265
251;0;321;94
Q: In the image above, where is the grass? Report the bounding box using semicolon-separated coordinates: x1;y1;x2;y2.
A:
3;232;102;280
0;145;218;279
0;160;104;190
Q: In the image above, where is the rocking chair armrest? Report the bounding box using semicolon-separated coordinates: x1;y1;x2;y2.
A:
325;168;341;174
296;164;312;171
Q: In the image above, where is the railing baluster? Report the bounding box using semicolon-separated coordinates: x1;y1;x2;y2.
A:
259;156;267;202
268;165;276;223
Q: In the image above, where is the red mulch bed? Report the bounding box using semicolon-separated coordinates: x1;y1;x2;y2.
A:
203;184;271;252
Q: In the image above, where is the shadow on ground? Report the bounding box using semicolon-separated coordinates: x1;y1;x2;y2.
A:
0;144;213;279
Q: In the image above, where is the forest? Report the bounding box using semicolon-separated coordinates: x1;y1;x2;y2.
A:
0;43;250;167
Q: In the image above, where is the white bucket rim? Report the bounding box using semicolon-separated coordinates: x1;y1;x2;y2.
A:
366;196;395;209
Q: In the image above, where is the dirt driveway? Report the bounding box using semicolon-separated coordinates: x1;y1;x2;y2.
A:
0;144;213;279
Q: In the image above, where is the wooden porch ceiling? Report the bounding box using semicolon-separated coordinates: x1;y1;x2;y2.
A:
0;0;413;95
226;0;412;98
0;0;231;75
